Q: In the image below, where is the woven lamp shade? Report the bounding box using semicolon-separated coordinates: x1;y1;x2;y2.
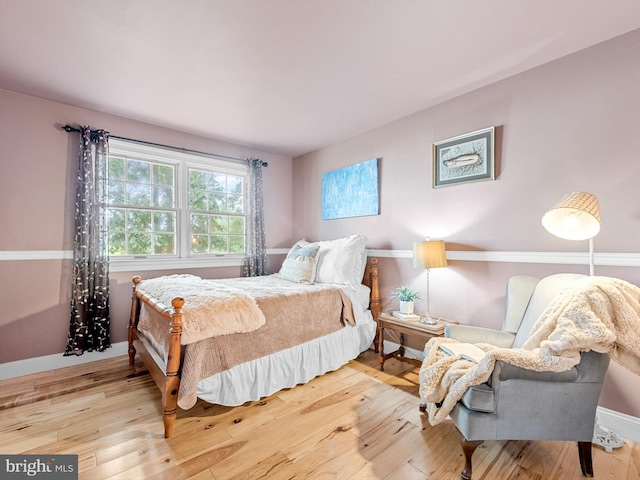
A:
541;192;601;241
413;240;448;269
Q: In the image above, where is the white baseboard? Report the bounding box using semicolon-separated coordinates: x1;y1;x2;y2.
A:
0;341;129;381
596;406;640;443
382;340;640;444
381;339;424;362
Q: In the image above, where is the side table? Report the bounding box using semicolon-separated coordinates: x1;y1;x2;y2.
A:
376;312;449;371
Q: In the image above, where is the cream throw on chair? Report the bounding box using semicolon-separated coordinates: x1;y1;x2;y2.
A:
419;274;640;480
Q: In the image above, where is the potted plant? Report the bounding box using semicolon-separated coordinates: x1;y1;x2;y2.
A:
388;285;421;314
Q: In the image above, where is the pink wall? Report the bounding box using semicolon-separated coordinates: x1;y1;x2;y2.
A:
1;29;638;420
293;30;640;417
0;90;293;363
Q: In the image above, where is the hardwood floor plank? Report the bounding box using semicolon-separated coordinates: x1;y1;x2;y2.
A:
592;440;635;480
630;441;640;480
351;417;427;479
404;421;462;479
146;440;248;480
207;383;379;480
182;469;215;480
227;451;293;480
0;350;637;480
269;427;367;479
0;430;59;454
479;440;530;480
84;438;176;479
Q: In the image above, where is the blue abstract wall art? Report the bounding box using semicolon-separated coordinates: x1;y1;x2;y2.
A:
321;158;379;220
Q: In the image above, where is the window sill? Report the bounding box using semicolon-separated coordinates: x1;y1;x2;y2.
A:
109;256;245;273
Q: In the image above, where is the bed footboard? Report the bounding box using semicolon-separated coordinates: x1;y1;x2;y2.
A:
128;276;185;438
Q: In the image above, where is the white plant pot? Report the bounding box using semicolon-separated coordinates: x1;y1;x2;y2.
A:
399;301;414;314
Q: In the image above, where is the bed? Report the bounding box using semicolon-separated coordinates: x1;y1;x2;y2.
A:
127;235;381;437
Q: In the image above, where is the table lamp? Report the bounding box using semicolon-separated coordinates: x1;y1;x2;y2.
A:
413;239;447;324
541;191;601;275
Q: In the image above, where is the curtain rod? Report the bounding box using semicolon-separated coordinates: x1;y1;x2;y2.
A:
61;125;268;167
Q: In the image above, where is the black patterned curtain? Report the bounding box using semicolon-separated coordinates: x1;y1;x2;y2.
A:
243;158;267;276
65;127;111;355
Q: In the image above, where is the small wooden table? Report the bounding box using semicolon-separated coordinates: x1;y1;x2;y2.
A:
376;312;448;371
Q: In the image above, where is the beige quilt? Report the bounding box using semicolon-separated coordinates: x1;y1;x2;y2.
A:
420;276;640;425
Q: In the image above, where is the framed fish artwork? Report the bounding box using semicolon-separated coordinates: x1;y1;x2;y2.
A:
432;126;495;188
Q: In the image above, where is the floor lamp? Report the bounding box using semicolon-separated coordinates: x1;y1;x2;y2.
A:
541;191;601;275
413;239;447;325
541;192;623;452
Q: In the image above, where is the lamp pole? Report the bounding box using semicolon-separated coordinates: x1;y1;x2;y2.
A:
589;237;595;276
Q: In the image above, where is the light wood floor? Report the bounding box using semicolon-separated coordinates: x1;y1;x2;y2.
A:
0;350;638;480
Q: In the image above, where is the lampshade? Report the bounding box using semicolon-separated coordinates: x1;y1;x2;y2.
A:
413;240;448;269
541;192;601;241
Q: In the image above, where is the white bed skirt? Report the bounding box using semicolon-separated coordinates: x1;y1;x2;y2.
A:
195;314;376;406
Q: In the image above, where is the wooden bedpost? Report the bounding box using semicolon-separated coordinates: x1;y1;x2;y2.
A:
128;276;142;366
368;258;381;320
163;296;185;438
365;258;382;353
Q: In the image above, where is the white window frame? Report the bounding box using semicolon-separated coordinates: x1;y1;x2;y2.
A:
107;139;248;273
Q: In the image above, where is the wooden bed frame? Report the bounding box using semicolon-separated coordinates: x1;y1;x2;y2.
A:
128;258;381;438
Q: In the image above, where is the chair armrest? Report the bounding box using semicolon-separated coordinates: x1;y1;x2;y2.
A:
445;324;515;347
495;361;578;382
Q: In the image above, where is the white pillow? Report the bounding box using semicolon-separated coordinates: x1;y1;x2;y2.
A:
278;243;320;284
356;244;369;284
313;235;368;286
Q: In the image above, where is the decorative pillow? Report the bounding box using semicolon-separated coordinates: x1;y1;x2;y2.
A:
278;243;320;284
313;234;368;286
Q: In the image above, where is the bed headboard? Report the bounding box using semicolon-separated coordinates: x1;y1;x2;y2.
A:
363;258;381;319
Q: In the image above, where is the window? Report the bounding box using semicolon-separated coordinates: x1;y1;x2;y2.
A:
107;156;177;256
106;140;247;271
188;168;245;255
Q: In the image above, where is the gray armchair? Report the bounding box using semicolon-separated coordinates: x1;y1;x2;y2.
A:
441;273;610;480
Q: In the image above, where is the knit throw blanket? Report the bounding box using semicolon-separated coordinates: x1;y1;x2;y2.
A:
137;274;266;345
420;276;640;425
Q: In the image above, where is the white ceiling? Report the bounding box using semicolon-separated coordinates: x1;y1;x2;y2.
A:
1;1;640;157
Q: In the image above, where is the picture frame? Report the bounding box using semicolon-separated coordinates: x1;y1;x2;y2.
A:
321;158;379;220
432;126;495;188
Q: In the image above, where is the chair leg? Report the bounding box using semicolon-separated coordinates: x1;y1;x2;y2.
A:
578;441;594;477
458;432;484;480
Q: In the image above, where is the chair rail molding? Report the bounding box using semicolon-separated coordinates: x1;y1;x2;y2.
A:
365;249;640;267
2;249;640;267
0;250;74;261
